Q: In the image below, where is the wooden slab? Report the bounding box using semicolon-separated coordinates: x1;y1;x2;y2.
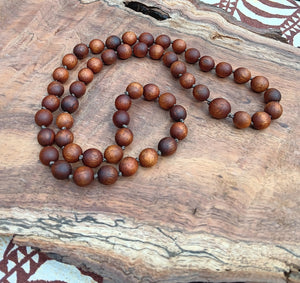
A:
0;0;300;282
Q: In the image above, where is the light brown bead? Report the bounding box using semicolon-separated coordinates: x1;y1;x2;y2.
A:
42;95;60;112
113;110;130;128
117;44;132;60
264;101;283;119
52;67;69;83
179;72;195;89
62;54;78;70
89;39;105;54
155;34;171;49
208;98;231;119
162;52;178;67
143;84;160;101
115;94;132;110
172;39;186;54
55;129;74;147
139;32;154;46
62;143;82;163
115;128;133;147
105;35;121;50
98;165;118;185
264;88;281;103
170;105;187;121
170;122;188;140
47;81;64;97
37;128;55;146
119;157;139;177
193;84;210;101
61;95;79;113
78;68;94;84
216;62;232;78
185;48;200;64
56;112;74;129
51;160;72;180
133;42;148;58
35;109;53;126
122;31;137;46
234;67;251;84
69;81;86;98
39;146;59;165
104;145;123;164
159;92;176;110
73;166;94;187
252;111;271;130
170;61;187;78
73;43;89;59
199;56;215;72
149;44;164;60
139;148;158;167
82;148;103;168
126;82;143;99
158;137;177;156
233;111;251;129
101;49;117;65
87;57;103;73
251;76;269;93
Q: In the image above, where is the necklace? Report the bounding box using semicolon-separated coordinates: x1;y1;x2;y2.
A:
35;31;283;187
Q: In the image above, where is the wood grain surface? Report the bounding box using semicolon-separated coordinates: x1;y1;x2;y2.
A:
0;0;300;282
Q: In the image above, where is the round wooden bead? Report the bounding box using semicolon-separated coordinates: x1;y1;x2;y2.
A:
113;110;130;128
35;109;53;126
73;166;94;187
199;56;215;72
82;148;103;168
55;129;74;147
126;82;143;99
233;111;251;129
193;84;210;101
62;53;78;70
89;39;105;54
115;94;132;110
139;32;154;46
42;95;60;112
37;128;55;146
172;39;186;54
105;35;121;50
159;92;176;110
264;88;281;103
216;62;232;78
78;68;94;84
162;51;178;67
39;146;59;165
47;81;64;97
179;72;195;89
62;143;82;163
208;98;231;119
117;44;132;60
56;112;74;129
104;145;123;164
252;111;271;130
143;84;160;101
51;160;72;180
69;81;86;98
234;67;251;84
149;44;164;60
122;31;137;45
170;105;187;121
185;48;200;64
101;49;117;65
52;67;69;83
155;34;171;49
115;128;133;147
119;157;139;177
170;61;187;78
170;122;188;140
87;57;103;73
133;42;148;58
73;43;89;59
264;101;283;119
158;137;177;156
61;95;79;113
139;148;158;167
98;165;119;185
251;76;269;93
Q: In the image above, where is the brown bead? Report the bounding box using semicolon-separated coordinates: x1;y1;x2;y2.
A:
105;35;121;50
179;72;195;89
39;146;59;165
104;145;123;164
209;98;231;119
51;160;72;180
126;82;143;99
73;43;89;59
56;112;74;129
117;44;132;60
252;111;271;130
62;143;82;163
264;101;283;119
264;88;281;103
122;31;137;46
37;128;55;146
115;128;133;147
199;56;215;72
52;67;69;83
155;34;171;49
101;49;117;65
69;81;86;98
113;110;130;128
172;39;186;54
193;84;210;101
115;94;132;111
162;52;178;67
87;57;103;73
89;39;105;54
143;84;160;101
47;81;64;97
82;148;103;168
78;68;94;84
185;48;200;64
119;157;139;177
42;95;60;112
61;95;79;113
170;61;187;78
133;42;148;58
234;67;251;84
170;105;187;121
158;137;177;156
251;76;269;93
35;109;53;126
170;122;188;140
233;111;251;129
216;62;233;78
139;148;158;167
159;92;176;110
98;165;119;185
55;129;74;147
73;166;94;187
149;44;164;60
139;32;154;46
62;53;78;70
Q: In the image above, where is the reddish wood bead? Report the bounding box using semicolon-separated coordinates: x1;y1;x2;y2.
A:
69;81;86;98
115;128;133;147
264;88;281;103
126;82;143;99
170;105;187;121
139;148;158;167
52;67;69;83
251;76;269;93
119;157;139;177
98;165;119;185
62;53;78;70
82;148;103;168
89;39;105;54
115;94;132;110
35;109;53;126
37;128;55;146
101;49;117;65
87;57;103;73
159;92;176;110
61;95;79;113
185;48;200;64
199;56;215;72
216;62;232;78
117;44;132;60
149;44;164;60
143;84;160;101
122;31;137;46
73;43;89;59
209;98;231;119
234;67;251;84
158;137;177;156
105;35;121;50
62;143;82;163
139;32;154;46
42;95;60;112
55;129;74;147
170;122;188;140
252;111;271;130
47;81;64;97
162;51;178;67
172;39;186;54
264;101;283;119
78;68;94;84
113;110;130;128
56;112;74;129
155;34;171;49
51;160;72;180
170;61;187;78
133;42;148;58
179;72;195;89
233;111;251;129
104;145;123;164
39;146;59;165
193;84;210;101
73;166;94;187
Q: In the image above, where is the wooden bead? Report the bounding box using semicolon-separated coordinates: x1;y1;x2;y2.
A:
119;157;139;177
126;82;143;99
105;35;121;50
78;68;94;84
170;61;187;78
139;32;154;46
113;110;130;128
87;57;103;73
62;53;78;70
251;76;269;93
252;111;271;130
233;111;251;129
56;112;74;129
264;88;281;103
185;48;200;64
37;128;55;146
55;129;74;147
170;105;187;121
264;101;283;119
52;67;69;83
47;81;64;97
35;109;53;126
104;145;123;164
115;128;133;147
216;62;232;78
199;56;215;72
98;165;118;185
234;67;251;84
39;146;59;165
51;160;72;180
139;148;158;167
82;148;103;168
159;92;176;110
62;143;82;163
73;166;94;187
209;98;231;119
143;84;160;101
133;42;148;58
122;31;137;46
193;84;210;101
42;95;60;112
115;94;132;110
179;72;195;89
162;51;178;67
61;95;79;113
69;81;86;98
172;39;186;54
170;122;188;140
155;34;171;49
117;44;132;60
158;137;177;156
101;49;117;65
149;44;164;60
89;39;105;54
73;43;89;59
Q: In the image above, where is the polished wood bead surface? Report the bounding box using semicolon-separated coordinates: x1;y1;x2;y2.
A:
62;143;82;163
234;67;251;84
122;31;137;46
185;48;200;64
179;72;195;89
233;111;251;129
252;111;271;130
69;81;86;98
143;84;160;101
39;146;59;165
82;148;103;168
251;76;269;93
264;88;281;103
149;44;164;60
105;35;121;50
139;148;158;167
61;95;79;113
51;160;72;180
87;57;103;73
193;84;210;101
117;44;132;60
139;32;154;46
78;68;94;84
55;129;74;147
119;157;139;176
264;101;283;119
101;49;117;65
113;110;130;128
199;56;215;72
209;98;231;119
170;105;187;121
42;95;60;112
170;61;187;78
98;165;119;185
158;92;176;110
89;39;105;54
73;166;94;187
62;53;78;70
115;128;133;147
35;109;53;126
158;137;177;156
133;42;148;58
215;62;232;78
126;82;143;99
47;81;64;97
104;145;123;164
172;39;186;54
115;94;132;111
52;67;69;83
73;43;89;59
37;128;55;146
155;34;171;49
170;122;188;140
56;112;74;129
162;51;178;67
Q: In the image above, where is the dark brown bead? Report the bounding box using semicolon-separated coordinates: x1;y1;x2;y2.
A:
89;39;105;54
73;43;89;59
52;67;69;83
252;111;271;130
42;95;60;112
78;68;94;84
37;128;55;146
115;128;133;147
35;109;53;126
158;137;177;156
139;148;158;167
56;112;73;129
119;157;139;177
139;32;154;46
55;129;74;147
179;72;195;89
122;31;137;45
155;34;171;49
47;81;64;97
170;61;187;78
170;122;188;140
113;110;130;128
216;62;233;78
62;53;78;70
104;145;123;164
69;81;86;98
162;52;178;67
39;146;59;165
185;48;200;64
51;160;72;180
133;42;148;58
149;44;164;60
61;95;79;113
143;84;160;101
87;57;103;73
117;44;132;60
126;82;143;99
82;148;103;168
115;94;132;111
264;101;283;119
159;92;176;110
62;143;82;163
193;84;210;101
170;105;187;121
105;35;121;50
101;49;117;65
73;166;94;187
209;98;231;119
264;88;281;103
233;111;251;129
234;67;251;84
251;76;269;93
199;56;215;72
98;165;118;185
172;39;186;54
